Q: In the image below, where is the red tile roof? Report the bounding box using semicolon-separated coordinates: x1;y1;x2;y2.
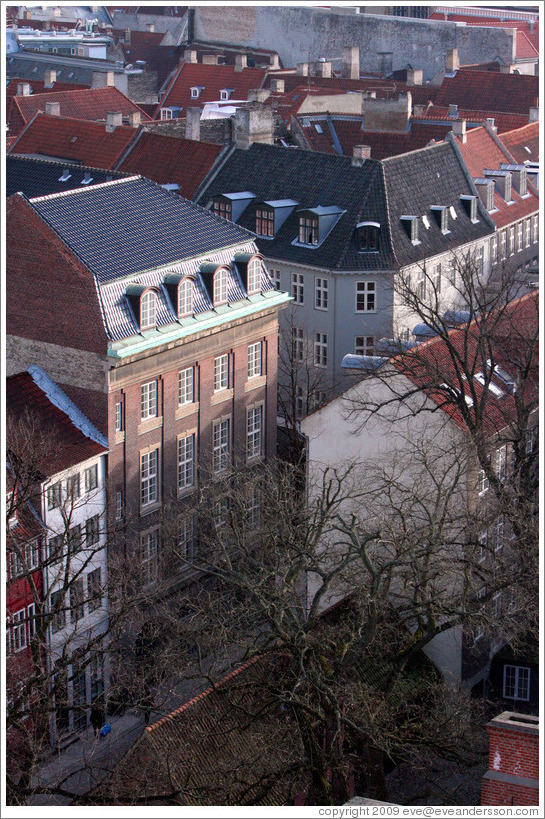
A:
456;126;538;228
272;84;361;123
500;122;539;164
8;113;139;169
9;87;150;136
116;131;224;198
112;29;184;88
6;77;90;135
267;72;436;107
156;61;270;116
433;70;538;117
412;106;529;134
6;372;106;476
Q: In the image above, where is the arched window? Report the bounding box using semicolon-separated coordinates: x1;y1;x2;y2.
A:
214;268;228;305
178;279;193;317
140;290;156;330
247;257;262;294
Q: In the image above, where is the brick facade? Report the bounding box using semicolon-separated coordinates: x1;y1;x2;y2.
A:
481;712;539;806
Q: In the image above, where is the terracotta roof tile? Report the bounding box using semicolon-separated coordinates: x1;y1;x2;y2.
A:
500;122;539;164
433;70;538;117
266;72;436;107
412;106;528;134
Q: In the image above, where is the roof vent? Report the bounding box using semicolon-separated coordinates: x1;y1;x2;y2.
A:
81;172;93;185
59;168;72;182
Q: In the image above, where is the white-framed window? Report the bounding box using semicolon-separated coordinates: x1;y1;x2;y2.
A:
214;497;229;529
85;464;98;493
247;258;262;294
490;235;497;264
141;381;158;420
12;610;27;652
492;591;502;619
87;567;101;612
508;226;515;256
495;515;504;552
474;586;486;642
358;224;379;251
70;579;84;623
48;534;64;561
247;486;261;531
269;268;281;290
478;469;489;495
220;89;230;101
212;198;232;220
141;529;158;585
503;665;530;701
86;514;100;546
66;474;80;500
178;433;195;492
356;281;376;312
247;405;263;460
292;327;304;362
299;215;319;245
291;272;304;304
314;333;328;368
526;430;535;454
499;230;506;260
433;263;441;294
516;222;523;252
315;277;328;310
295;386;304;419
140;291;156;330
416;269;426;300
213;354;229;392
248;342;262;379
190;86;200;98
355;336;374;356
141;448;159;507
475;245;484;276
525;218;531;248
532;214;538;244
116;490;123;522
27;602;36;640
50;590;66;634
440;208;449;233
496;445;507;481
178;515;195;563
47;481;61;510
178;367;194;405
115;401;123;432
213;419;230;473
178;279;193;317
160;107;173;120
478;530;487;562
256;208;274;237
214;268;228;305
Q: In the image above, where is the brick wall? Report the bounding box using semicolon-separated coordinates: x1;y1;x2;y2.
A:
481;712;539;805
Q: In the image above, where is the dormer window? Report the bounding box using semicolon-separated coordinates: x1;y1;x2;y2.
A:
214;268;229;305
220;88;233;101
256;207;274;237
431;206;449;234
460;195;478;222
400;216;419;245
299;215;319;245
211;192;255;223
178;278;193;317
357;221;380;251
190;86;202;99
213;197;232;220
160;107;173;120
473;178;495;212
140;290;156;330
247;257;262;294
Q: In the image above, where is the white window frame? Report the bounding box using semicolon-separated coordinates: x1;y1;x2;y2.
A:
496;445;507;481
478;530;488;562
292;327;304;362
516;222;523;252
355;281;376;313
141;381;158;420
315;277;328;310
478;469;489;495
247;405;263;460
141;448;159;508
503;665;530;701
525;218;531;248
314;332;328;368
177;433;195;493
160;107;173;120
213;354;229;392
355;336;374;356
508;226;515;256
12;609;27;653
269;268;281;290
248;342;262;379
86;514;100;546
140;290;156;330
141;529;158;586
214;497;229;529
115;400;123;432
178;367;194;405
247;258;261;294
178;279;193;317
214;268;228;305
291;272;304;304
416;269;426;300
84;464;98;493
532;214;538;244
70;578;84;624
47;481;61;510
178;516;195;563
27;602;36;640
213;418;230;473
495;515;504;552
490;234;497;264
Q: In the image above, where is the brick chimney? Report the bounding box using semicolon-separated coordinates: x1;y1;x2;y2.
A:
106;111;123;132
184;48;198;64
202;54;220;65
315;59;332;78
449;103;458;117
363;92;411;134
234;103;273;149
296;62;309;77
529;106;539;123
146;23;154;33
341;46;359;80
128;111;141;127
185;107;201;141
17;82;31;97
45;101;61;116
92;71;115;89
269;53;280;70
235;54;247;72
406;68;423;87
270;78;285;94
124;28;131;45
248;88;270;103
452;119;467;143
352;145;371;166
43;69;57;87
481;712;538;806
499;64;516;74
446;48;459;72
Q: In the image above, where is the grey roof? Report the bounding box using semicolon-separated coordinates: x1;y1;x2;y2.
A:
6;52;122;87
30;176;256;284
7;155;127;199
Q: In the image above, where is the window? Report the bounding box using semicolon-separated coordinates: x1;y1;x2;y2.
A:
214;268;228;305
178;279;193;317
90;652;104;701
160;107;173;120
314;333;328;368
70;579;84;623
141;449;159;507
214;497;230;529
500;230;507;260
213;419;230;473
178;367;194;405
256;208;274;237
478;531;487;562
358;223;379;251
478;469;489;495
67;524;82;555
190;86;200;98
140;291;156;330
84;464;98;493
296;386;304;419
508;226;515;256
116;490;123;522
293;327;304;362
27;603;36;640
87;568;101;612
355;336;374;356
212;199;232;220
474;587;486;642
47;482;61;510
496;445;507;481
177;516;195;563
247;406;263;460
214;354;229;391
49;534;64;560
525;218;531;248
490;235;497;264
492;591;502;619
12;610;27;652
433;263;441;294
315;278;328;310
299;215;319;245
270;268;281;290
495;515;504;552
516;222;523;253
141;530;158;585
416;269;426;300
503;665;530;701
115;401;123;432
248;342;262;379
220;89;230;101
291;272;304;304
356;281;376;312
86;514;100;546
178;433;195;492
248;486;261;531
66;474;80;500
247;258;261;294
141;381;158;420
532;214;538;244
51;591;65;634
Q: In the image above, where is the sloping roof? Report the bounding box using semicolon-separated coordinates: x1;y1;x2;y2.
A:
7;113;139;169
115;131;224;198
499;122;539;164
156;61;269;116
412;106;528;134
6;77;90;134
6;371;107;476
433;70;538;117
7;155;127;199
6;52;122;89
456;126;538;228
113;29;184;88
266;72;437;108
10;87;150;135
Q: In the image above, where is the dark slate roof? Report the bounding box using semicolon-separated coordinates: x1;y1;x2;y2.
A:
6;155;127;199
196;143;395;272
29;176;256;284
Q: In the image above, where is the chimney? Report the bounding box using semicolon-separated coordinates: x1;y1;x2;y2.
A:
270;78;285;94
17;82;31;97
486;117;497;132
202;54;220;65
185;107;201;141
124;28;131;45
452;119;467;143
406;68;423;87
235;54;247;72
92;71;115;89
44;69;56;87
248;88;270;104
128;111;141;127
448;103;458;118
481;712;538;806
296;62;309;77
269;53;280;70
45;101;61;117
413;103;425;116
106;111;123;132
341;46;360;80
446;48;459;73
499;64;516;74
363;92;411;134
352;144;371;166
234;103;274;149
146;23;155;33
529;106;539;123
184;48;198;63
315;59;332;78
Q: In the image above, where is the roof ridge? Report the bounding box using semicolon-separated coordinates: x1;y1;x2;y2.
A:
29;174;142;203
9;152;128;176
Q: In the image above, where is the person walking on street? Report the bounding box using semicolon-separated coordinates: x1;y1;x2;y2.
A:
90;696;105;739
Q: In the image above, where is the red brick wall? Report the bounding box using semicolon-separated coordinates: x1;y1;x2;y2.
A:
481;717;539;806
